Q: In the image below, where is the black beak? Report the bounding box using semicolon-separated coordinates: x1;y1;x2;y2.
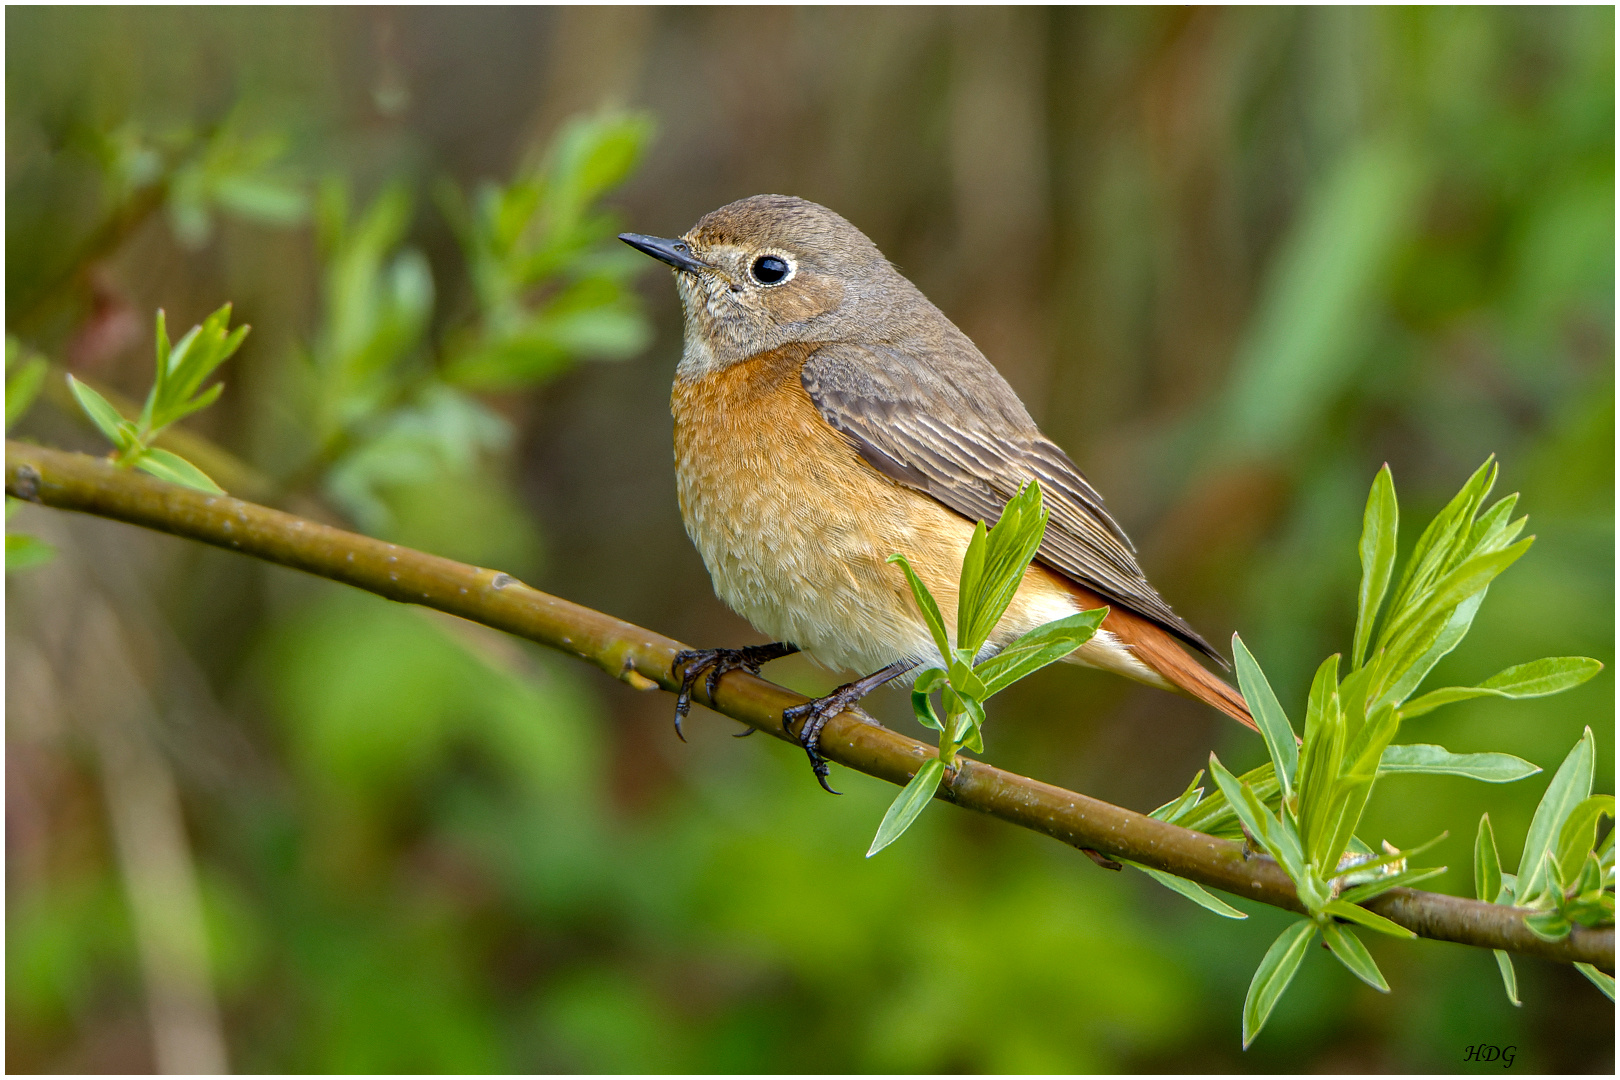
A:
618;233;709;273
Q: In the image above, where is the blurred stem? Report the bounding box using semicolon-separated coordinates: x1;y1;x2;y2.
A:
7;439;1614;973
73;597;229;1074
10;180;169;335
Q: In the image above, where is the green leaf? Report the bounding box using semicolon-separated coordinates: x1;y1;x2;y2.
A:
1400;656;1604;717
974;608;1107;697
68;375;137;450
1475;814;1502;904
866;758;946;858
1334;864;1447;905
1378;744;1541;783
132;448;226;494
212;175;308;224
1297;654;1346;865
1384;456;1496;624
958;481;1047;655
947;657;987;701
1383;538;1533;657
1208;754;1308;887
5;532;55;572
1575;963;1614;1001
1322;922;1389;992
1149;770;1206;823
1232;635;1298;802
887;554;952;663
1352;464;1397;668
1323;899;1416;939
1494;951;1521;1006
910;672;944;731
956;520;988;647
1555;795;1615;884
1125;862;1247;919
1523;908;1571;942
1375;592;1486;709
1241;919;1317;1049
1517;728;1595;900
1466;492;1521;556
1178;761;1280;837
5;343;48;432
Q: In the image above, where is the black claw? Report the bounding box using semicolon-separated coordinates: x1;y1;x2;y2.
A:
669;643;798;741
778;660;916;794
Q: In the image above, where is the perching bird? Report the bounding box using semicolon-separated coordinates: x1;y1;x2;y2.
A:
621;195;1252;791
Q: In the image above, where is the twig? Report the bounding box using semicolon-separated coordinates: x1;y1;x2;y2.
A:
6;440;1613;971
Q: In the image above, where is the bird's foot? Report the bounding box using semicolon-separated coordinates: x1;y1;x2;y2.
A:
671;642;799;741
781;661;916;794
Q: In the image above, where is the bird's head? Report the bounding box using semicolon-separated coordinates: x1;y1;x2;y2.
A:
621;194;921;377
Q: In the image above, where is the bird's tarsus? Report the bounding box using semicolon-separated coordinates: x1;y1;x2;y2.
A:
671;642;799;740
781;660;916;794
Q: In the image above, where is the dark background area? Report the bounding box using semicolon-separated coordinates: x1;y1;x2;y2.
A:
7;7;1613;1072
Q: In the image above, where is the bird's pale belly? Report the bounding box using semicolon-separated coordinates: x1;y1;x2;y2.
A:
669;345;1157;683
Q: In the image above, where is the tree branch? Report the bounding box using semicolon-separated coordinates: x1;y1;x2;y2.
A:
6;440;1612;971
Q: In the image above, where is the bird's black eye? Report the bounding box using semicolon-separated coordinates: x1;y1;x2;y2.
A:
751;255;790;285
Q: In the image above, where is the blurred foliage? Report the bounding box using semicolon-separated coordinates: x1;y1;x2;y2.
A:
5;6;1612;1073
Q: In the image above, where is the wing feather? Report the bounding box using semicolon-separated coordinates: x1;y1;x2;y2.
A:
801;341;1222;662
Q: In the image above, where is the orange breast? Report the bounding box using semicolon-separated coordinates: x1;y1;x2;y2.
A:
671;345;962;674
670;345;1089;677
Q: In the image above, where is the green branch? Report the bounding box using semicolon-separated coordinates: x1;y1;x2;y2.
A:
6;439;1613;972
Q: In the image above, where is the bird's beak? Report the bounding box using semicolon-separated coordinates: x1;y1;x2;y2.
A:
618;233;709;274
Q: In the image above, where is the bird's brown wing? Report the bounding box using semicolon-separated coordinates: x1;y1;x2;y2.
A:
800;341;1222;663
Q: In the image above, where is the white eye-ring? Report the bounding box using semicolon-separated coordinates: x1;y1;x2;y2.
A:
749;251;795;287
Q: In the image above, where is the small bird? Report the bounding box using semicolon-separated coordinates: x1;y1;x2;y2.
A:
621;195;1252;791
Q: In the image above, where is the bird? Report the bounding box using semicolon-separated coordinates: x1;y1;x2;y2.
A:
620;195;1252;792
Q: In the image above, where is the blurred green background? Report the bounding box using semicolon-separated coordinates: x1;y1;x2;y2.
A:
6;7;1612;1072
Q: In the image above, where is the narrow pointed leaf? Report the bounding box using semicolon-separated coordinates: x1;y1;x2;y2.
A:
962;481;1047;652
1475;814;1502;904
1379;744;1540;782
888;554;951;662
1322;922;1389;992
1494;950;1521;1006
1323;899;1416;939
1555;794;1615;884
1575;963;1615;1001
956;521;989;646
1335;865;1446;905
974;608;1107;696
68;375;135;449
1149;769;1207;823
1517;728;1595;900
1242;919;1317;1049
1353;464;1397;667
1232;635;1298;801
1127;862;1247;919
866;758;946;857
1400;656;1603;717
132;448;226;494
1208;755;1305;884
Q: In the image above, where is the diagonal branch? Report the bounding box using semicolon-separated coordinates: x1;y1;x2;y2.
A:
6;440;1613;971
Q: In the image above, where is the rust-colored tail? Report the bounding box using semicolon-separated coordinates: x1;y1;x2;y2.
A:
1099;602;1256;732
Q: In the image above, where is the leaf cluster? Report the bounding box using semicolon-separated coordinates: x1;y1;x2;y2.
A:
1144;459;1603;1047
299;111;655;531
68;304;248;494
868;481;1108;856
438;113;655;390
1475;730;1615;1004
